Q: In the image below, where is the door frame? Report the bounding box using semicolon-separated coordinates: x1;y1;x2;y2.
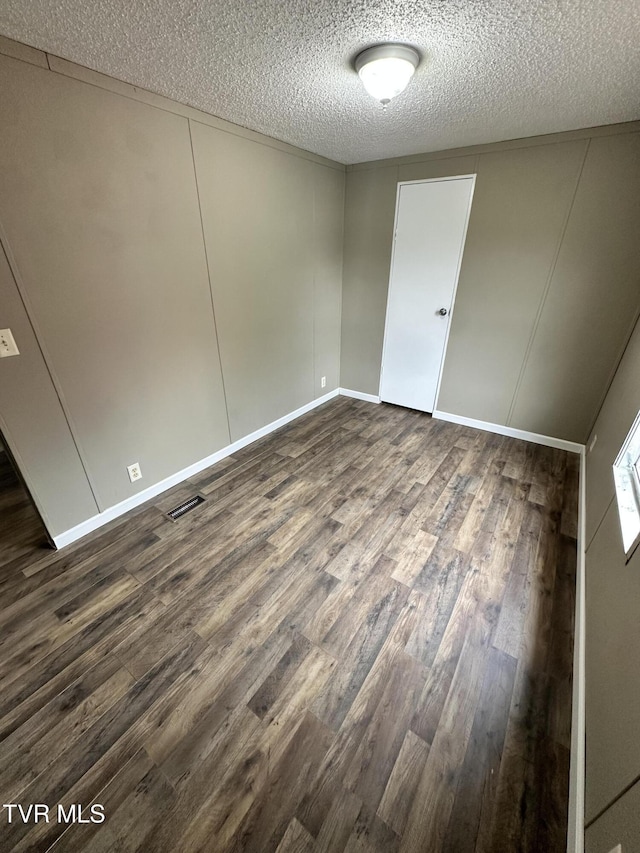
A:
378;174;477;412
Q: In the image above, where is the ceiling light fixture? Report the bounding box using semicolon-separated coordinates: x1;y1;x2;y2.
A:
355;44;420;106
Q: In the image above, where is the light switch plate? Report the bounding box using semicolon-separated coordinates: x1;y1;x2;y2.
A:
0;329;19;357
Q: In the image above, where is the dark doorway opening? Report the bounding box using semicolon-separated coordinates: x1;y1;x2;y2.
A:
0;433;53;566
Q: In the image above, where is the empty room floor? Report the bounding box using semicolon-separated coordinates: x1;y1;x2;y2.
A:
0;397;577;852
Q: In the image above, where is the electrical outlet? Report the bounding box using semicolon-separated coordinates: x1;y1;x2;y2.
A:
321;376;327;388
127;462;142;483
589;433;598;453
0;329;19;358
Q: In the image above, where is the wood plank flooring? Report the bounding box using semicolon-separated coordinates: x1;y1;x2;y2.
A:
0;398;577;852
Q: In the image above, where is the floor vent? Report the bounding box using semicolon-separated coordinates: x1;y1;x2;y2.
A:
166;495;206;520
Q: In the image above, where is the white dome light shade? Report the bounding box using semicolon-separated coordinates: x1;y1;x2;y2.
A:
355;44;420;105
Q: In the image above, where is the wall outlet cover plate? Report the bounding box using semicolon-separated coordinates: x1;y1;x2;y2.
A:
127;463;142;482
0;328;19;357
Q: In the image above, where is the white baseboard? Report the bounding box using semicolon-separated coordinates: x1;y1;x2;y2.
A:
51;385;588;849
53;388;340;548
432;409;585;455
567;448;586;853
339;388;381;404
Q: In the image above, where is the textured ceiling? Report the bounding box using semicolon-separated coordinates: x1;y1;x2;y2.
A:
0;0;639;164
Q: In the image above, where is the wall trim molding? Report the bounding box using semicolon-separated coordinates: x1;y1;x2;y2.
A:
339;388;381;404
53;388;340;548
347;120;640;173
432;409;585;454
0;36;343;173
567;448;587;853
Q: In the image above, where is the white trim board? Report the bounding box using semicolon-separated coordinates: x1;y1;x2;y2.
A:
433;409;585;454
567;447;586;853
339;388;381;404
50;387;588;849
53;388;340;548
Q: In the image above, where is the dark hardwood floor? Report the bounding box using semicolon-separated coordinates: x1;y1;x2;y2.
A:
0;398;577;852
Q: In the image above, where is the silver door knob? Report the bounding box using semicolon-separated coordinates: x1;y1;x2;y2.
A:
438;308;448;316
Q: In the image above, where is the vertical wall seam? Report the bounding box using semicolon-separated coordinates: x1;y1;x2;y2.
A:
505;138;592;427
312;171;317;398
585;492;616;556
338;164;351;387
376;163;401;393
335;170;346;389
376;167;396;395
583;305;640;442
0;227;102;514
187;118;233;444
584;767;640;831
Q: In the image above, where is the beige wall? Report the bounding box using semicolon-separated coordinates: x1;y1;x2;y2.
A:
585;319;640;548
586;778;640;853
2;28;639;548
341;127;640;443
0;44;344;537
584;315;640;841
0;241;99;535
190;126;343;441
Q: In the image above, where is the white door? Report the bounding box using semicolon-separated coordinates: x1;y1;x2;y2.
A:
380;176;475;413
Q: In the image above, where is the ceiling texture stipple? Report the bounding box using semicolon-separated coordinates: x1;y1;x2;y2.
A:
0;0;639;164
